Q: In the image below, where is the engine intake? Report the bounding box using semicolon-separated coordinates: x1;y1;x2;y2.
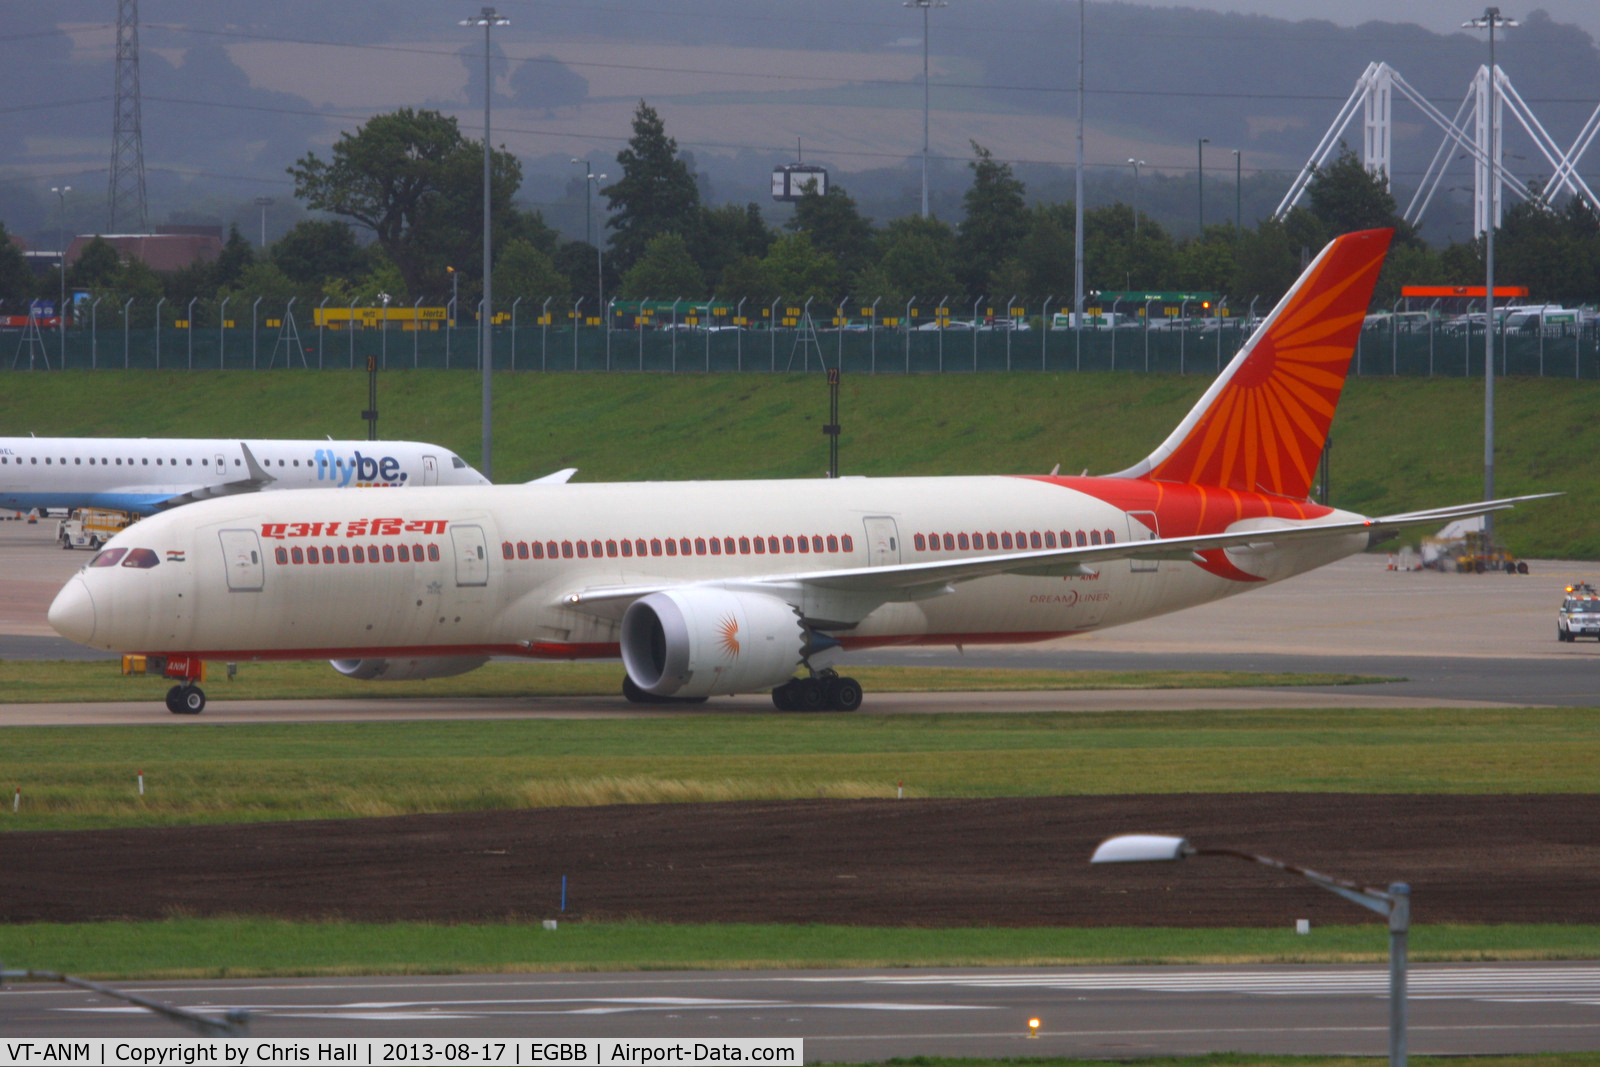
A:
331;656;489;682
621;589;805;698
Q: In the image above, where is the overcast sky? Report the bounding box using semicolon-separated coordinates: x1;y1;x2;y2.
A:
1132;1;1600;41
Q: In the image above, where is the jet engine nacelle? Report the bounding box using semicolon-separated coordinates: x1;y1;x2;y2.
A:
331;656;489;682
621;588;805;698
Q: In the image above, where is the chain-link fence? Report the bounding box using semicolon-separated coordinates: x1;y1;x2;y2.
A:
7;298;1600;377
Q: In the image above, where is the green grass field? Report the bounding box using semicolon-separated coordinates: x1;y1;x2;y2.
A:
0;372;1587;556
3;919;1599;979
0;660;1387;704
4;709;1596;831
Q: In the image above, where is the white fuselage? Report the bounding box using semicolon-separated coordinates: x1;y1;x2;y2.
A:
52;476;1368;661
0;436;487;515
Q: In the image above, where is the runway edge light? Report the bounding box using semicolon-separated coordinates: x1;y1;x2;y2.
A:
1028;1017;1041;1038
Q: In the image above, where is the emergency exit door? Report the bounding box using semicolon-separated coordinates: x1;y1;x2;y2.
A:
863;516;901;566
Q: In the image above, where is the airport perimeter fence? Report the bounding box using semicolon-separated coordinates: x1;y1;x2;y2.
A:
8;301;1600;379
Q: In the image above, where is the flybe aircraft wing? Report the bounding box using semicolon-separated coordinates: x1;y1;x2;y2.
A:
146;443;278;509
562;493;1557;617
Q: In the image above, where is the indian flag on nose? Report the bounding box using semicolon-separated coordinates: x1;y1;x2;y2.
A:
165;550;186;562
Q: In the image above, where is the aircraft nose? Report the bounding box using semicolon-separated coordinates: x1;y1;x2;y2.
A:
48;578;97;644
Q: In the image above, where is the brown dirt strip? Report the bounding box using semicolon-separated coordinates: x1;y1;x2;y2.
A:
3;795;1599;927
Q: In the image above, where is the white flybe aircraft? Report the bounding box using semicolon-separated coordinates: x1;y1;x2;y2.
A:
0;437;488;523
48;229;1551;714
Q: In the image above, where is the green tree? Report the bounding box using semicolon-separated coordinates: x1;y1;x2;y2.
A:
956;142;1028;295
619;232;704;299
1175;227;1237;292
603;101;700;274
272;220;365;288
67;236;122;291
213;224;255;290
1230;218;1300;304
288;108;521;299
788;184;875;283
875;215;958;304
1304;143;1415;244
496;238;571;303
758;233;839;304
1016;203;1073;302
696;203;771;292
0;222;31;305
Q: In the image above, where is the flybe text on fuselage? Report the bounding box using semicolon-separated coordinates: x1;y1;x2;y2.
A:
309;448;410;486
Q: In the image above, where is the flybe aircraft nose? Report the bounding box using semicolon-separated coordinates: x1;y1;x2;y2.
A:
49;577;97;645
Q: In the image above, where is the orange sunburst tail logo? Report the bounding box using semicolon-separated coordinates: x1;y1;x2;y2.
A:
716;615;741;659
1121;228;1393;499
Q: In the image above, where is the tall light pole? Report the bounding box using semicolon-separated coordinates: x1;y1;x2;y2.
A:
1232;148;1242;239
1464;7;1516;540
904;0;946;218
51;184;70;367
1092;834;1411;1067
460;5;509;480
1196;137;1210;235
1073;0;1086;336
1127;158;1144;237
572;159;607;318
253;196;273;248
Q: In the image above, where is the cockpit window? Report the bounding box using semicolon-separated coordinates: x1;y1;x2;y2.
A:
90;548;128;568
451;456;467;469
121;548;161;569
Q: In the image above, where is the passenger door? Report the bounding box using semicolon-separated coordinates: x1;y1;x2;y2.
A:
863;516;901;566
422;455;438;486
449;524;489;586
217;529;265;592
1126;510;1158;572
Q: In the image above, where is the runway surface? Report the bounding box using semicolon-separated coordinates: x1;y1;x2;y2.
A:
7;964;1600;1056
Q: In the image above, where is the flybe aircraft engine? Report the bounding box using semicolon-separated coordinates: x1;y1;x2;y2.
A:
331;656;490;682
621;589;806;698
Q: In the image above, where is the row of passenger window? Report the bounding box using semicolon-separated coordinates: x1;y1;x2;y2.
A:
273;543;441;565
1;455;235;467
502;533;855;561
914;528;1117;552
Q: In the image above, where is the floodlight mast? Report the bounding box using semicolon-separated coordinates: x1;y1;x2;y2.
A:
1463;7;1517;544
1092;834;1411;1067
904;0;946;218
460;5;510;480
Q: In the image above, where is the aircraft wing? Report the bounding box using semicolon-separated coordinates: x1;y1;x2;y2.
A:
527;468;578;485
148;443;278;509
561;493;1557;617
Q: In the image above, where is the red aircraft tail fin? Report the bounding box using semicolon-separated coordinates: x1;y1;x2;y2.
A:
1113;228;1393;499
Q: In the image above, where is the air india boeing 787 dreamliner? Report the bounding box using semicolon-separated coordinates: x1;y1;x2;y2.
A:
48;229;1549;713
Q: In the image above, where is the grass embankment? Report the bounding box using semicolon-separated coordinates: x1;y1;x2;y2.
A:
0;659;1387;704
3;919;1600;979
3;708;1596;831
0;372;1587;556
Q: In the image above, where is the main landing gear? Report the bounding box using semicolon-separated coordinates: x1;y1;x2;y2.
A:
165;684;205;715
771;670;862;713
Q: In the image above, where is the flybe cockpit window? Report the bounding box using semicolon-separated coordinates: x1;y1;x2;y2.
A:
90;548;128;568
120;548;161;569
451;456;467;469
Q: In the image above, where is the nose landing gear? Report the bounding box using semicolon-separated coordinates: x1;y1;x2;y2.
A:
771;670;862;712
165;684;206;715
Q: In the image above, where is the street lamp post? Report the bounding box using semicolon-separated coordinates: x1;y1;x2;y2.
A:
1127;159;1144;236
1196;137;1210;235
1092;834;1411;1067
253;197;273;248
1073;0;1086;349
1464;7;1517;543
903;0;947;218
572;159;608;327
1233;148;1242;239
51;185;70;368
460;5;509;480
